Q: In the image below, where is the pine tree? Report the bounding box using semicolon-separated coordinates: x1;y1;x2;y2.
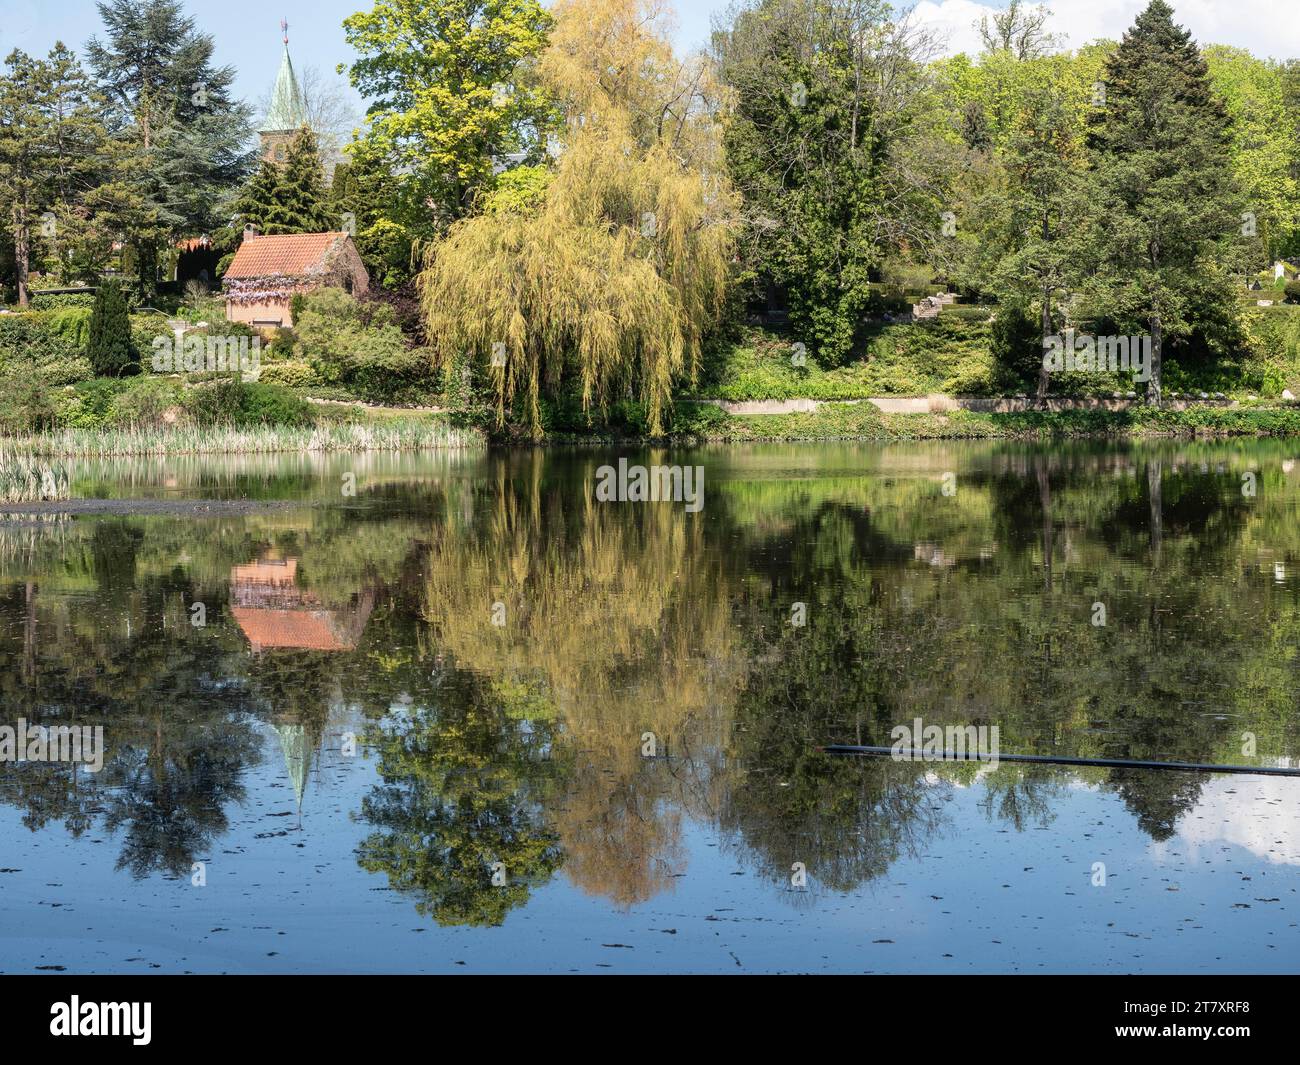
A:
87;278;136;377
233;159;285;236
235;128;332;236
265;127;332;234
1083;0;1244;405
87;0;254;298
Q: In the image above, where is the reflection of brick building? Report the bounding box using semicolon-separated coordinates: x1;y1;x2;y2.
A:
231;558;374;653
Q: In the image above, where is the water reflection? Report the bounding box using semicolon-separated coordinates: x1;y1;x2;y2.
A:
1;441;1298;937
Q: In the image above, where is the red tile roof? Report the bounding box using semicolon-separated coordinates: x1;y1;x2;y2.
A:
232;607;356;652
224;232;349;280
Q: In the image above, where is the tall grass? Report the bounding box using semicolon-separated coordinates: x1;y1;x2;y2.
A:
0;458;70;501
0;419;484;458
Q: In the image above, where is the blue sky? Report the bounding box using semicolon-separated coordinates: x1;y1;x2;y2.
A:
1;0;732;113
3;0;1297;128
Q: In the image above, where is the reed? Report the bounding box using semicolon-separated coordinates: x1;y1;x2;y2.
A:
0;457;71;501
0;419;483;458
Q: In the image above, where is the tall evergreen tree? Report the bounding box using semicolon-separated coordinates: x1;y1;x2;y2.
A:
87;278;136;377
232;159;283;236
265;127;332;233
0;50;46;307
714;0;956;365
234;127;332;236
1083;0;1244;405
87;0;254;297
0;45;114;304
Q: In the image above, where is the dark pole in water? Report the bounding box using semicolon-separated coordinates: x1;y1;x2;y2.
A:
818;745;1300;778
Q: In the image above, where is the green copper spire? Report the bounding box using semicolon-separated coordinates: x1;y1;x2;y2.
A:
260;22;308;134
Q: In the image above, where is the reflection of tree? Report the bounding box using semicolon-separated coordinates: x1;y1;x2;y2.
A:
554;762;686;908
102;718;258;877
421;451;746;907
356;682;565;927
977;768;1060;832
4;441;1300;912
721;595;946;891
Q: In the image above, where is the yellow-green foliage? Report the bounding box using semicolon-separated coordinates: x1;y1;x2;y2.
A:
419;0;737;438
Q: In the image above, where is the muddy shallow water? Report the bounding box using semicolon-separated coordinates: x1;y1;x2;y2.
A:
1;441;1297;973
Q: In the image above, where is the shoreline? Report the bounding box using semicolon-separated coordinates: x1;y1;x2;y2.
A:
0;498;313;516
5;401;1300;458
538;401;1300;444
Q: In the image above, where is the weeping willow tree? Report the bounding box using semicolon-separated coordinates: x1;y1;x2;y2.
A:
419;0;738;438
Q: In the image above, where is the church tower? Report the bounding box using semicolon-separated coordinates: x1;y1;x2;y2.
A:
259;19;309;165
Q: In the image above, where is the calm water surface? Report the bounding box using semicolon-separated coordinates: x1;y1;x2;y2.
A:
1;441;1297;973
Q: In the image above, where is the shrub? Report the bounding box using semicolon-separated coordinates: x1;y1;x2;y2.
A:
1285;280;1300;306
184;377;246;425
87;279;137;377
989;303;1042;385
184;377;311;427
29;291;95;310
0;313;82;366
236;382;311;427
44;307;92;350
131;312;176;360
110;377;185;428
350;342;428;401
265;327;299;361
39;357;95;386
63;379;129;429
0;374;61;433
294;287;419;399
259;360;319;388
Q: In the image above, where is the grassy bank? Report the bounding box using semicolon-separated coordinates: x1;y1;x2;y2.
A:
665;399;1300;442
0;418;483;458
693;318;1001;400
691;306;1300;404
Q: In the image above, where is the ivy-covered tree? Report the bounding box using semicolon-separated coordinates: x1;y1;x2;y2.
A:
330;154;410;287
714;0;955;366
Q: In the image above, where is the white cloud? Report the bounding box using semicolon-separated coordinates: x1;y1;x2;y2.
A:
1158;774;1300;866
909;0;1300;61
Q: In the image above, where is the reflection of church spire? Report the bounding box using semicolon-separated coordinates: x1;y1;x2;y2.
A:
273;722;310;825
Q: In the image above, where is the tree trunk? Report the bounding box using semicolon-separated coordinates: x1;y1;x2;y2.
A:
136;240;157;302
1036;457;1053;592
23;581;36;684
1037;279;1052;405
1148;457;1163;562
1148;311;1162;406
14;211;31;309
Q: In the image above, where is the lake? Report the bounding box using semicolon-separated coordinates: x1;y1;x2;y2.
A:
1;440;1297;974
